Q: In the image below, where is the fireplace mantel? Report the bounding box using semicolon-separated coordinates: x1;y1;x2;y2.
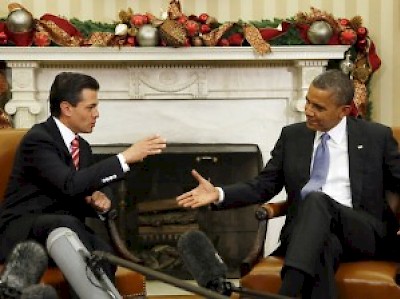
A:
1;45;348;61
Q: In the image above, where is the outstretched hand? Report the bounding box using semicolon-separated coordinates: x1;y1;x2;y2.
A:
122;134;167;164
176;169;220;208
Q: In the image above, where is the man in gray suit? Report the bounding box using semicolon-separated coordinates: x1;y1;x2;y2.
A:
177;69;400;298
0;72;167;280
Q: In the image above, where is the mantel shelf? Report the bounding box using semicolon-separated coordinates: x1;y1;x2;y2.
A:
0;45;349;62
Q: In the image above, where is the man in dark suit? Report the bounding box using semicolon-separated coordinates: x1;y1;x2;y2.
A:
0;72;167;280
177;69;400;299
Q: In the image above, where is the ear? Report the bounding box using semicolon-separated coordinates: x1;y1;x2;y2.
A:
340;105;352;117
60;101;73;117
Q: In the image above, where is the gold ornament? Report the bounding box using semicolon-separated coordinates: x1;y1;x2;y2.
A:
353;79;368;118
192;36;203;47
159;20;186;47
243;24;271;54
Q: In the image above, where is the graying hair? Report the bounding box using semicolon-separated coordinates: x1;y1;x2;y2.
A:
311;69;355;106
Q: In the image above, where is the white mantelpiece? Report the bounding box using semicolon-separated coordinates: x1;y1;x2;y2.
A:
2;45;348;254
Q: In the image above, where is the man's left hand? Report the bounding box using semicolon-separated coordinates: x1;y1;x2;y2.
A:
85;191;111;213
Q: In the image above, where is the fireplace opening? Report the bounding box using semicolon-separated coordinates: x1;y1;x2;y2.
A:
91;143;262;278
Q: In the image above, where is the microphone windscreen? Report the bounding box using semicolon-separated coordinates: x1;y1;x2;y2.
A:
20;284;58;299
177;230;228;288
46;227;121;299
0;241;48;293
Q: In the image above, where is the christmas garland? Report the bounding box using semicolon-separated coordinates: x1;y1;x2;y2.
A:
0;2;381;118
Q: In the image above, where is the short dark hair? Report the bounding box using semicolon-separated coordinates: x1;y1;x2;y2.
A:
311;69;354;106
49;72;99;117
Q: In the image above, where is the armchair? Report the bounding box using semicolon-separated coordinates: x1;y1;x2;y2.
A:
240;127;400;299
0;129;146;298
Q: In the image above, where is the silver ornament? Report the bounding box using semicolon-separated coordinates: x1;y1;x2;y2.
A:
307;21;333;45
340;52;355;75
137;24;159;47
6;8;34;33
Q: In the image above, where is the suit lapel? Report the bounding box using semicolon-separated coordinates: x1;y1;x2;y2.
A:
44;117;75;168
347;117;365;208
78;139;91;169
297;125;316;187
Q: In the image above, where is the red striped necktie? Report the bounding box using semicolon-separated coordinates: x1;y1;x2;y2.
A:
71;135;80;170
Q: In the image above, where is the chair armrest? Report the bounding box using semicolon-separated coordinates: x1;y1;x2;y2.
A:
240;219;268;276
240;201;289;276
106;209;143;264
257;201;290;220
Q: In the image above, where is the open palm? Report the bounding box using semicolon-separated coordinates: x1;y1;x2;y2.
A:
176;169;219;208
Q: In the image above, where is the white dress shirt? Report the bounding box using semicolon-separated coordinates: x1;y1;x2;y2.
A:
314;117;352;207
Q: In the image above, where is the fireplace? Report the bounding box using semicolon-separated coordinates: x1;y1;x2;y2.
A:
92;143;262;277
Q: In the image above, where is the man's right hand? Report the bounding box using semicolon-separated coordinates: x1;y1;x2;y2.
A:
176;169;220;208
122;134;167;164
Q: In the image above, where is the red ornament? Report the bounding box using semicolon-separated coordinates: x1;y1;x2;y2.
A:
228;33;244;46
177;15;188;25
340;29;357;45
356;39;368;51
142;15;149;24
185;20;199;37
131;14;144;27
200;24;211;34
339;18;350;27
217;38;230;47
126;36;136;46
33;32;50;47
198;13;209;24
0;32;8;45
356;27;368;39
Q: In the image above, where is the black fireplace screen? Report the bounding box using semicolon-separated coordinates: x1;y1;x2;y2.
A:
92;143;263;278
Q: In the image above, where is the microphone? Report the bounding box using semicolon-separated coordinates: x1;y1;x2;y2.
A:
177;230;291;299
20;284;58;299
0;241;48;298
46;227;122;299
177;230;228;293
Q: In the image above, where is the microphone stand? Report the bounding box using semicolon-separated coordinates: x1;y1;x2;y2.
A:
91;251;228;299
211;278;292;299
226;283;292;299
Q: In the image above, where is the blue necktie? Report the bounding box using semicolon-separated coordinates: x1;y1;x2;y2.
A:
301;133;330;199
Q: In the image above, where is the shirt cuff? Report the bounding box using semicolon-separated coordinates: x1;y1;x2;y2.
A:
117;153;130;173
216;187;224;204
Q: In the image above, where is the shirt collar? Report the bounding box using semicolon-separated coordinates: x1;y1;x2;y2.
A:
315;117;347;144
53;117;78;151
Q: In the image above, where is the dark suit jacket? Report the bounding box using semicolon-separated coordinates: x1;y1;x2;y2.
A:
0;117;125;260
219;117;400;241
